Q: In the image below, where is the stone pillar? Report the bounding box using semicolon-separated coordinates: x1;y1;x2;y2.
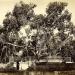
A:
55;71;58;75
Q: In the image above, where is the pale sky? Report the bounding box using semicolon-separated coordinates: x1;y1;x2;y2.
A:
0;0;75;25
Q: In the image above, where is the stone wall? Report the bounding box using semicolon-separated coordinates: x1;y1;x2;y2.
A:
0;71;75;75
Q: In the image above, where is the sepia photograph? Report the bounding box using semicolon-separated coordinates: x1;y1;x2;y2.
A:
0;0;75;75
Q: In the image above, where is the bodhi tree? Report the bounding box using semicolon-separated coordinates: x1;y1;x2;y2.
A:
0;1;75;70
0;1;36;70
31;2;75;62
44;2;75;62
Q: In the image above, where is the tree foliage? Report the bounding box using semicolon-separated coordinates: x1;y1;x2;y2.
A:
33;2;75;61
0;1;36;63
45;2;75;62
0;1;75;64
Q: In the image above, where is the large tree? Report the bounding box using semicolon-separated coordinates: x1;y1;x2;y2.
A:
31;2;75;62
44;2;75;62
0;1;75;70
0;1;36;70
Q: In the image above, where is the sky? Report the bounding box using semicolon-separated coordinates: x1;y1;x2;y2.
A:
0;0;75;25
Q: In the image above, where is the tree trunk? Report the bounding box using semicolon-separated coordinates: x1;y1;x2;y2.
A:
16;61;19;70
